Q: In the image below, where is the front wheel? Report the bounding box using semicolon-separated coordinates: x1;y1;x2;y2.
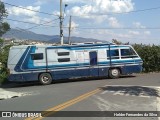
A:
108;68;120;79
39;73;52;85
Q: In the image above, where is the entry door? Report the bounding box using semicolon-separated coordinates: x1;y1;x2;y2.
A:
89;51;98;77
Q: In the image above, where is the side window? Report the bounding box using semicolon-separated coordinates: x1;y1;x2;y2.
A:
130;48;137;56
31;53;43;60
57;51;70;63
58;58;70;62
121;49;131;58
107;49;119;59
57;52;70;56
121;48;138;59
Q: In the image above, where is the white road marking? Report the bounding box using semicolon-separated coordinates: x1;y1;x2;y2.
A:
156;87;160;120
0;88;32;100
100;85;160;119
102;84;160;88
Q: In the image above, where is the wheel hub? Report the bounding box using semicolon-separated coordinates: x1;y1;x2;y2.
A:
112;69;118;76
42;76;49;83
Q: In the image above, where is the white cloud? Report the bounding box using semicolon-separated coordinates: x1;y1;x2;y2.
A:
68;0;134;17
116;33;131;38
130;22;151;36
53;11;60;16
63;0;88;4
66;21;79;34
70;21;79;30
66;0;134;25
8;6;40;17
133;22;146;28
94;16;108;24
108;17;121;28
129;30;140;35
68;5;92;17
7;5;43;24
34;1;44;6
144;31;151;35
109;0;134;13
34;0;53;5
64;21;79;35
24;16;41;24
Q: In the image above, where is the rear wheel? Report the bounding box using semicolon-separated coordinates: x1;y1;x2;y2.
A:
108;68;120;79
39;73;52;85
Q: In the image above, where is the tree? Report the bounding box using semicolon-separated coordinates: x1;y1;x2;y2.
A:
0;1;10;37
112;39;122;45
0;44;11;82
133;44;160;73
0;1;10;83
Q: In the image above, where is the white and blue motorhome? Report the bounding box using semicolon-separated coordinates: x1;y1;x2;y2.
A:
7;43;143;85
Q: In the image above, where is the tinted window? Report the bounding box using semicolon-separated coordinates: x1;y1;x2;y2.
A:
121;48;138;58
31;53;43;60
58;58;70;62
130;48;137;56
107;49;119;59
57;52;70;56
121;49;131;56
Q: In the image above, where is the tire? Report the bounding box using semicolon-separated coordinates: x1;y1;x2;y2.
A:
108;68;120;79
39;73;52;85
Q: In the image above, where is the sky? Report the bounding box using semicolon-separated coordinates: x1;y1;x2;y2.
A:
1;0;160;45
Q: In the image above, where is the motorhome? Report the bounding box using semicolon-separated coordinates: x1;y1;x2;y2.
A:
7;43;143;85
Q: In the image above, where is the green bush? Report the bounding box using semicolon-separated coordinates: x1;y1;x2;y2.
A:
133;44;160;73
0;44;11;83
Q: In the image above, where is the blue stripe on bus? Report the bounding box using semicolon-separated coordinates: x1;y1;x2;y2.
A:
14;46;36;72
14;60;142;71
9;64;142;82
47;45;130;50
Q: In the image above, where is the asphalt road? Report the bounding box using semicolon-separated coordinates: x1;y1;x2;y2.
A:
0;73;160;120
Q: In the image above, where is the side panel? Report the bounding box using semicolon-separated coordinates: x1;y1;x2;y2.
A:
46;48;77;80
13;46;46;72
98;49;109;76
8;46;47;82
8;47;27;74
75;51;89;77
8;72;40;82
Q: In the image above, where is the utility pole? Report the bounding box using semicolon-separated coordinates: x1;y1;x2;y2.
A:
68;16;71;45
60;0;63;45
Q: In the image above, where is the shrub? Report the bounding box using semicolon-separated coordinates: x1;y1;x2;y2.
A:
133;44;160;73
0;44;11;83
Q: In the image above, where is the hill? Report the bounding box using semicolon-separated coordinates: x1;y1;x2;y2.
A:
3;29;105;43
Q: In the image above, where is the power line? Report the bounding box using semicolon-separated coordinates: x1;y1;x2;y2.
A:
67;27;160;30
6;18;59;28
5;18;59;36
24;18;59;30
6;18;160;30
3;2;59;17
71;6;160;17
